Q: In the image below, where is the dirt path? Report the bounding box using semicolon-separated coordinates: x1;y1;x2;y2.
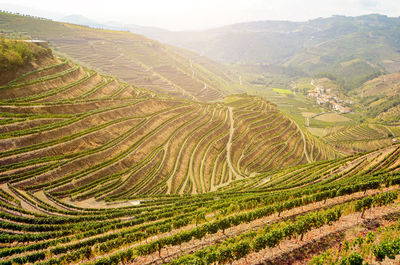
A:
227;107;243;179
110;53;124;63
385;125;395;138
293;119;312;163
0;183;42;214
34;190;72;211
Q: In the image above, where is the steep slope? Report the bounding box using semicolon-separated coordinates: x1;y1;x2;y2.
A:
1;46;399;265
215;143;400;194
0;11;238;102
351;72;400;124
0;45;339;204
323;124;400;153
0;133;399;265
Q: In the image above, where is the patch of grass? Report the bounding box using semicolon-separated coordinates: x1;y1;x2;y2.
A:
309;118;334;128
272;88;293;95
0;38;48;72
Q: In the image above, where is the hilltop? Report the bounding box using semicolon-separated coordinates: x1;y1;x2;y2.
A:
0;11;239;102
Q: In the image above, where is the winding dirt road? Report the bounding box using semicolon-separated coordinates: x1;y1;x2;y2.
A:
227;107;243;179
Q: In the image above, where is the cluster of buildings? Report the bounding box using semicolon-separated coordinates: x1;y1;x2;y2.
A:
308;80;352;113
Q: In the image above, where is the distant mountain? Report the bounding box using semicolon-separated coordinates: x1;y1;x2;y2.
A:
137;14;400;90
59;15;169;36
59;14;104;28
56;14;400;91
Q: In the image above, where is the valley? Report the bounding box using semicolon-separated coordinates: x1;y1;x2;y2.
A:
1;8;400;265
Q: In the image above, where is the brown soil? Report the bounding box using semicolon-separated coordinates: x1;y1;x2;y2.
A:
233;205;400;265
115;186;398;265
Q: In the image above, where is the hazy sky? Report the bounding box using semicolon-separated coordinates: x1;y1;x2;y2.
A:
0;0;399;30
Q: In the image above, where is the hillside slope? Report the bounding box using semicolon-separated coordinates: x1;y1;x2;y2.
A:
0;11;239;102
323;124;400;153
350;72;400;124
1;128;399;264
217;143;400;194
0;45;399;265
0;46;339;204
2;14;400;265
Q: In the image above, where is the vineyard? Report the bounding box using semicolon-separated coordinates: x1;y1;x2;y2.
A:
353;71;400;124
1;43;400;265
1;111;400;265
323;124;400;153
0;11;240;102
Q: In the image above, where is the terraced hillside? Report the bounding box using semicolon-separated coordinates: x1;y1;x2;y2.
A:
323;124;400;153
0;45;339;204
1;128;400;264
351;72;400;124
218;143;400;193
3;42;400;265
0;11;238;102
